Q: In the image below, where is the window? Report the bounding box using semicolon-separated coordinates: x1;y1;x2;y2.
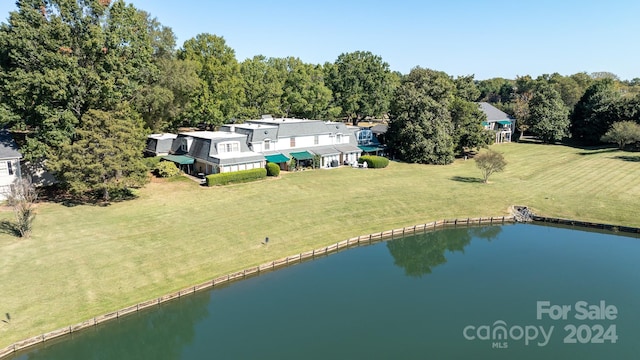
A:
290;137;296;148
218;141;240;153
336;134;343;144
179;142;187;152
314;135;319;145
8;161;13;175
264;139;271;151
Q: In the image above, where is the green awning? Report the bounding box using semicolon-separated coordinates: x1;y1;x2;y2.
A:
162;155;195;165
497;120;512;125
481;121;489;126
358;145;382;152
290;151;314;160
265;153;289;163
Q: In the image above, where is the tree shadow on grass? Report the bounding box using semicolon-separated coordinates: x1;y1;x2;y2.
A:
450;176;483;183
0;220;20;237
576;148;618;156
611;155;640;162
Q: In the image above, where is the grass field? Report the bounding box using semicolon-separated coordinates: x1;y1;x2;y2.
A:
0;142;639;348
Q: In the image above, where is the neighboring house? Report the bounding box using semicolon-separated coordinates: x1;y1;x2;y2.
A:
233;116;362;169
478;102;515;143
0;130;22;200
354;125;387;155
145;133;177;157
166;131;265;175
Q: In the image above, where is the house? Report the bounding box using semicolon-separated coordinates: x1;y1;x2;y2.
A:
232;116;362;169
145;133;178;157
0;130;22;199
165;131;265;175
354;124;387;155
478;102;515;143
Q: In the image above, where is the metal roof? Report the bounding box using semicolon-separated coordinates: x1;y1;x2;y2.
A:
478;102;511;121
0;130;22;159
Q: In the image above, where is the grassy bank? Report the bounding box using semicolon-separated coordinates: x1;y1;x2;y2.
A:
0;142;639;348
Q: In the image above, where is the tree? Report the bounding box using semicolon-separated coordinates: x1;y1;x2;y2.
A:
474;149;507;183
49;107;148;201
135;58;200;131
179;33;244;127
3;177;38;238
449;97;492;154
571;79;623;144
239;55;285;119
528;83;570;143
0;0;155;162
279;57;338;119
387;67;455;164
326;51;393;123
454;75;481;102
600;121;640;149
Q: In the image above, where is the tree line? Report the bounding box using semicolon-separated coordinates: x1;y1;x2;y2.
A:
0;0;638;201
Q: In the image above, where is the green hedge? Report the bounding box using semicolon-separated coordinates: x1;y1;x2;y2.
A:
206;168;267;186
266;162;280;177
358;155;389;168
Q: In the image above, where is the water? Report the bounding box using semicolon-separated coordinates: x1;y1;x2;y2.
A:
10;224;640;359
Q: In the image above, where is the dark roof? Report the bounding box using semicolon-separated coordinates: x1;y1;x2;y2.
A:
478;102;511;121
370;124;388;134
0;130;22;159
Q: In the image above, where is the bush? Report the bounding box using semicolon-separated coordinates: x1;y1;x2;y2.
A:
142;156;162;170
266;162;280;177
154;161;181;178
206;168;267;186
358;155;389;168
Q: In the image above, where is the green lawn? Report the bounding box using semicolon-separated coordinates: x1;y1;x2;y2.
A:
0;142;639;348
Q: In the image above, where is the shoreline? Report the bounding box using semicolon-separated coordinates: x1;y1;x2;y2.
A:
2;213;639;359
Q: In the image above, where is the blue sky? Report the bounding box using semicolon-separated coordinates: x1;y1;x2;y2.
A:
1;0;639;80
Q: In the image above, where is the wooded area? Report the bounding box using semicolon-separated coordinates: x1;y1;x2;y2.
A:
1;0;639;199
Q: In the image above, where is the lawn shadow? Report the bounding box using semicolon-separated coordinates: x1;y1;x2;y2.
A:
450;176;483;183
576;148;618;156
0;220;20;237
611;155;640;162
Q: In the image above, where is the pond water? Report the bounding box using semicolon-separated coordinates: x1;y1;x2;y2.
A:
10;223;640;359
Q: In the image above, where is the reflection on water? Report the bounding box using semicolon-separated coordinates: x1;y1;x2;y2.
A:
20;293;210;360
9;224;640;360
387;226;501;277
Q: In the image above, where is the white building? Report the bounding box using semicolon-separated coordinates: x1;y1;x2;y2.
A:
0;130;22;200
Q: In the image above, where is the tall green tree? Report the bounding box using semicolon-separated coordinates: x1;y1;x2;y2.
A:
49;107;148;201
449;98;492;154
528;83;570;143
387;67;455;164
279;57;338;119
326;51;393;123
0;0;155;161
454;75;481;102
179;33;244;127
571;79;623;144
239;55;285;119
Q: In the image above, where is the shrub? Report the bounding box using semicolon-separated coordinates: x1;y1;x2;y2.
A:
266;162;280;177
154;161;181;178
206;168;267;186
142;156;162;170
358;155;389;168
474;149;507;183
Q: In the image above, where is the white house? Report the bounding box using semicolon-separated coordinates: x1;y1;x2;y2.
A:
145;133;178;156
166;131;265;175
478;102;515;143
0;130;22;200
226;116;361;169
